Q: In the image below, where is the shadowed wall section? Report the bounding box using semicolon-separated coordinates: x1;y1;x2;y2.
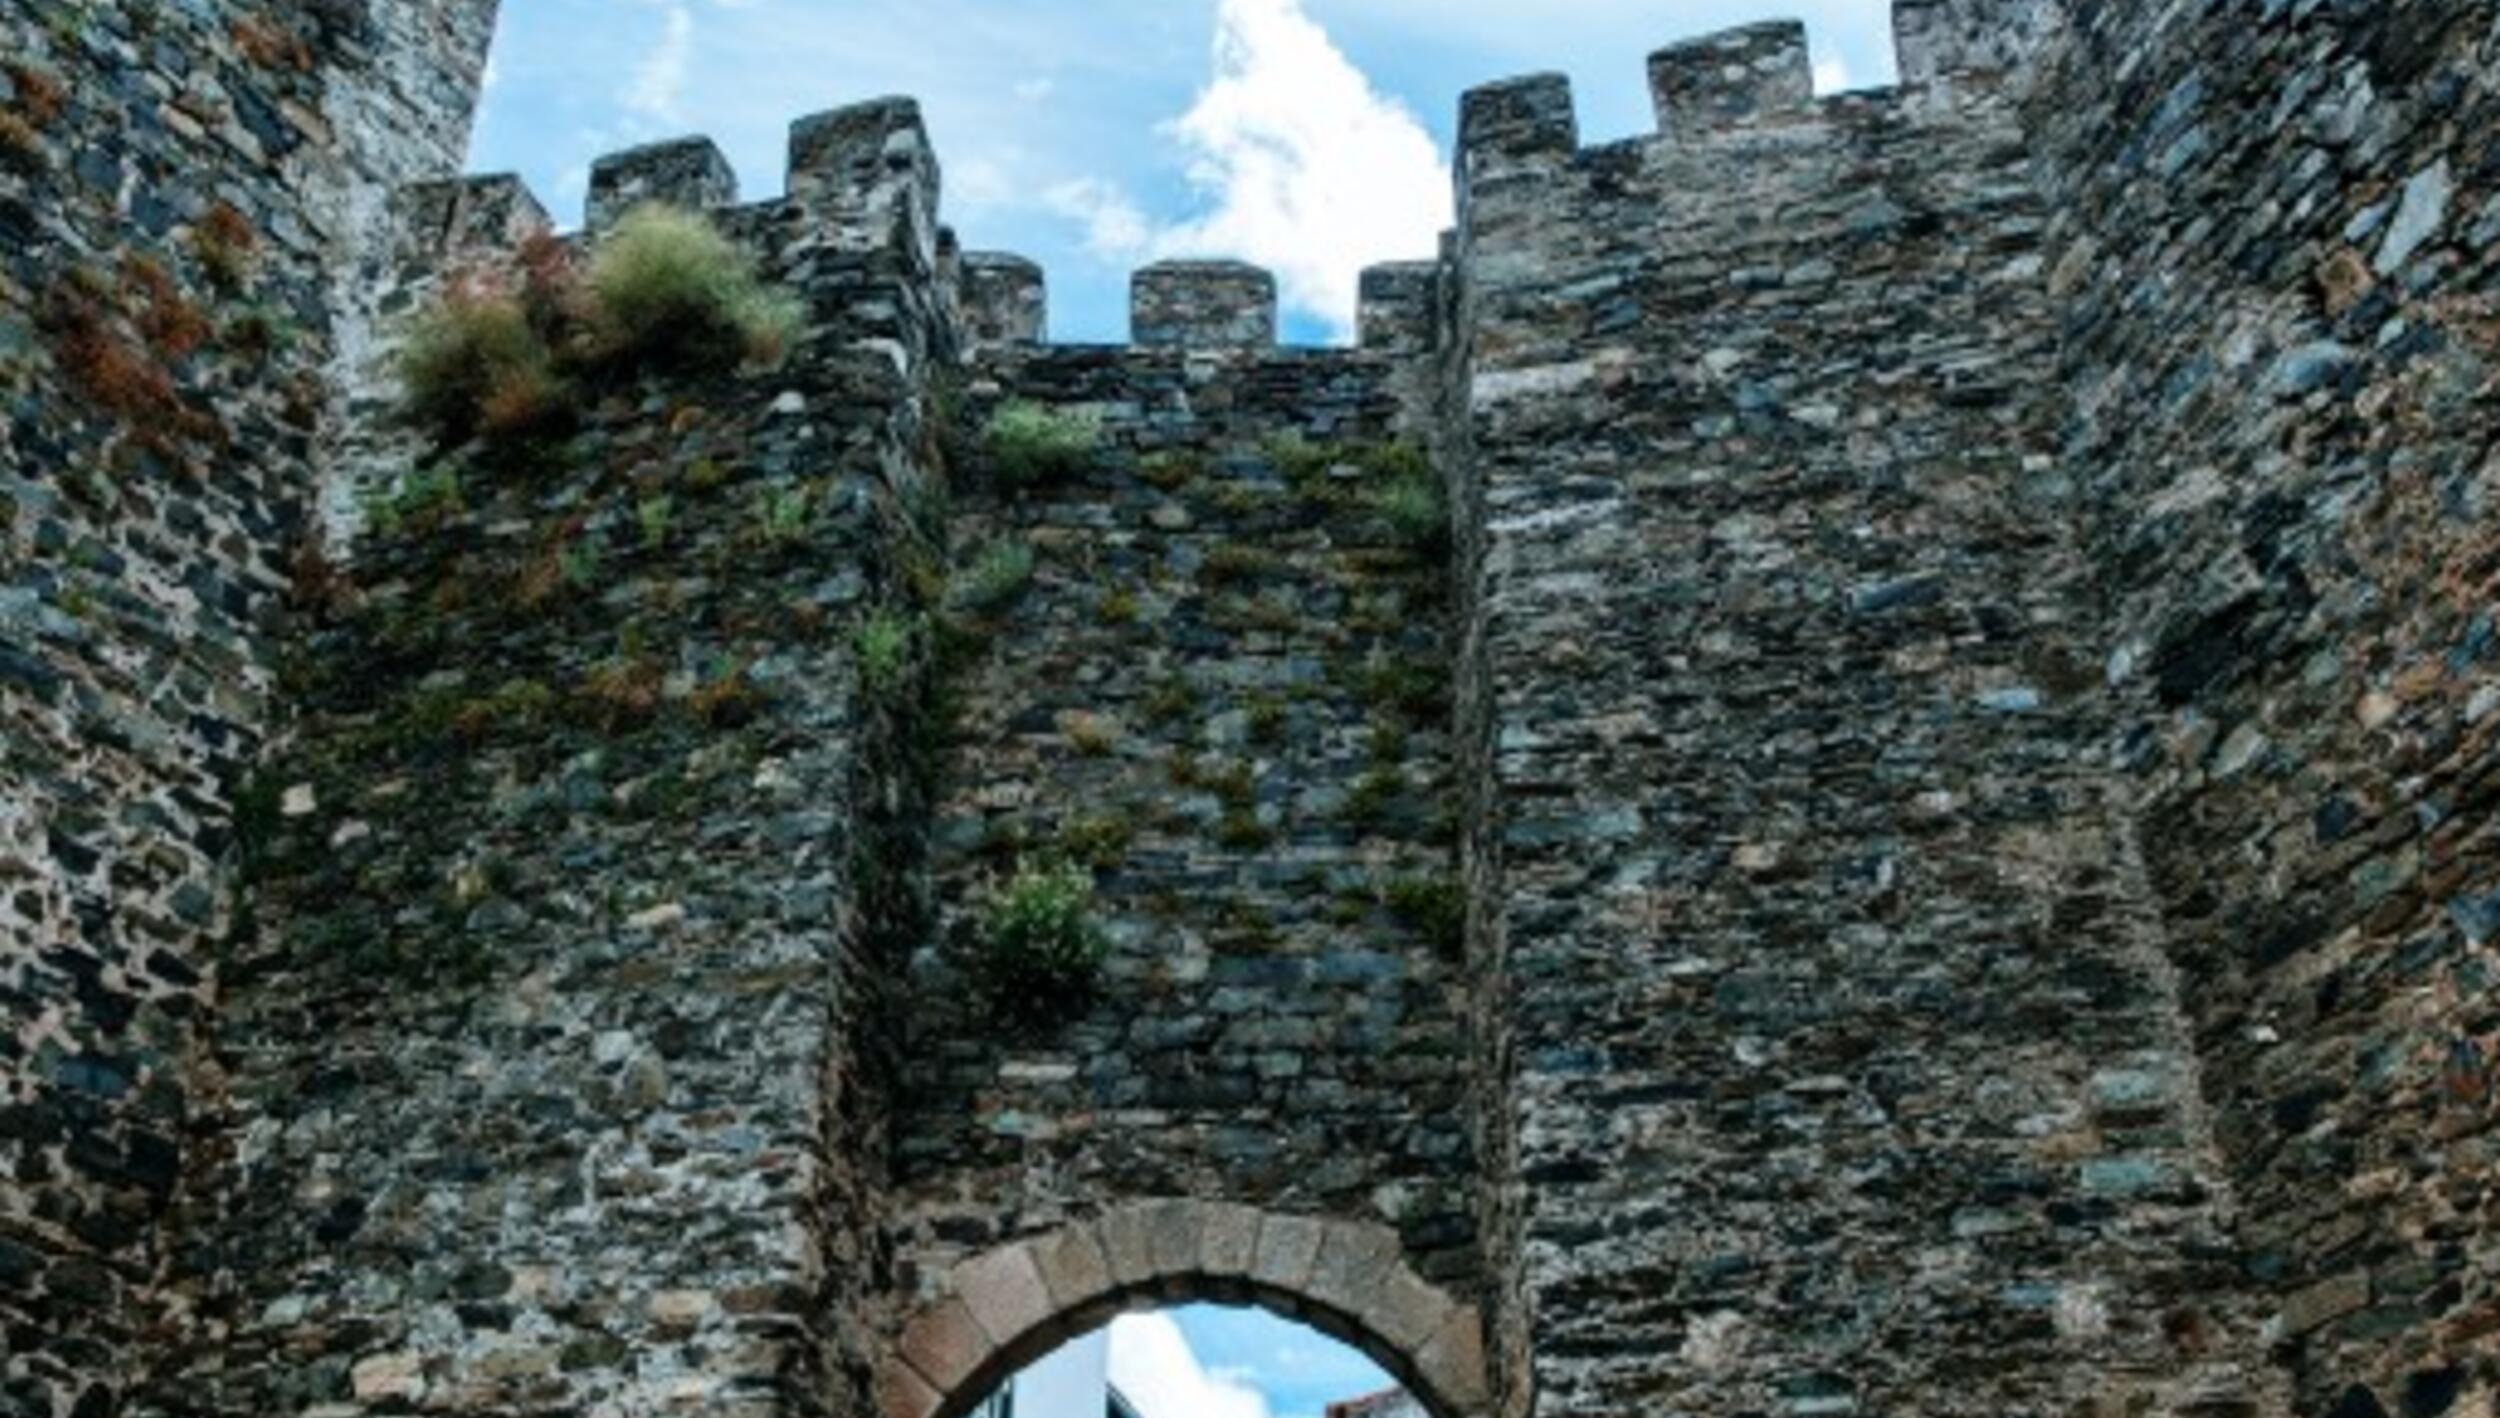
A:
2030;3;2500;1412
0;3;497;1414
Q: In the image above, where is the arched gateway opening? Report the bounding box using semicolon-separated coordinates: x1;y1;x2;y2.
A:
876;1201;1489;1418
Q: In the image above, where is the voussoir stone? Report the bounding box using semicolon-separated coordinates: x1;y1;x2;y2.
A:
1094;1205;1161;1291
1142;1198;1204;1279
951;1243;1054;1349
896;1298;992;1394
875;1357;943;1418
1248;1212;1327;1294
1198;1202;1263;1278
1028;1223;1113;1311
1301;1218;1404;1319
1415;1305;1490;1413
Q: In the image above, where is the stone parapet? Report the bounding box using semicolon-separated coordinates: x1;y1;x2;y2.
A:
1130;259;1278;348
1648;19;1816;136
586;134;738;232
960;251;1046;352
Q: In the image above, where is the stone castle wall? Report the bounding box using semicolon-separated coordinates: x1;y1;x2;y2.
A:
153;105;962;1417
3;1;2499;1415
2031;3;2500;1413
897;334;1475;1293
1449;25;2262;1417
0;3;494;1414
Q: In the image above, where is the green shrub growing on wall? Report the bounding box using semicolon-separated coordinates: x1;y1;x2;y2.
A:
961;859;1109;1026
984;401;1099;488
1373;469;1450;556
582;204;803;371
397;292;568;445
395;207;802;451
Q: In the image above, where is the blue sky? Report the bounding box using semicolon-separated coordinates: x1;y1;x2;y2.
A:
1109;1306;1395;1418
469;0;1899;345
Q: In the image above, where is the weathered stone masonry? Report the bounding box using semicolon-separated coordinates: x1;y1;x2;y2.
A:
5;1;2500;1416
1452;30;2261;1418
0;4;495;1415
2031;6;2500;1415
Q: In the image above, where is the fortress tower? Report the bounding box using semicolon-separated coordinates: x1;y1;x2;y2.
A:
3;2;2497;1416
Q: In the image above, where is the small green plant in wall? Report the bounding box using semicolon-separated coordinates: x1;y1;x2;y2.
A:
1372;467;1449;556
362;467;463;537
960;858;1110;1027
637;493;675;549
855;610;915;698
954;539;1036;615
756;483;815;546
984;400;1099;488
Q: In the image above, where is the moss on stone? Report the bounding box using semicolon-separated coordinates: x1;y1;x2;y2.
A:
1055;813;1136;870
855;610;916;699
1215;808;1275;852
1142;672;1198;726
1385;873;1465;958
955;539;1035;615
1097;587;1141;626
1246;693;1289;747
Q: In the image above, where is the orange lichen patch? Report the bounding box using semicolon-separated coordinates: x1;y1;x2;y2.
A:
2314;248;2373;319
4;62;67;126
38;271;217;450
513;516;592;610
231;16;314;71
687;661;765;727
193;202;260;291
476;360;569;441
0;110;42;169
122;254;213;359
289;538;359;620
579;656;665;731
199;201;258;255
35;265;222;460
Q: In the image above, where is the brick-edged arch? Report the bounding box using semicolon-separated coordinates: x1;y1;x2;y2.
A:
876;1199;1489;1418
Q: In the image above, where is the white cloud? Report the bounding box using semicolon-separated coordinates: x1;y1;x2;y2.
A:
624;4;696;121
1812;56;1853;92
1046;178;1155;259
1110;1313;1275;1418
1052;0;1451;338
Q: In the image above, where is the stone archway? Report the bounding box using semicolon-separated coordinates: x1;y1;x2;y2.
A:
875;1199;1489;1418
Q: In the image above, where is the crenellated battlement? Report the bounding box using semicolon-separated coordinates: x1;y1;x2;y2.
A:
959;250;1047;352
586;134;738;233
394;170;554;262
1129;258;1277;349
1648;19;1816;138
390;104;1463;359
1893;0;2063;88
1357;260;1442;356
382;4;2063;364
1446;2;2058;297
